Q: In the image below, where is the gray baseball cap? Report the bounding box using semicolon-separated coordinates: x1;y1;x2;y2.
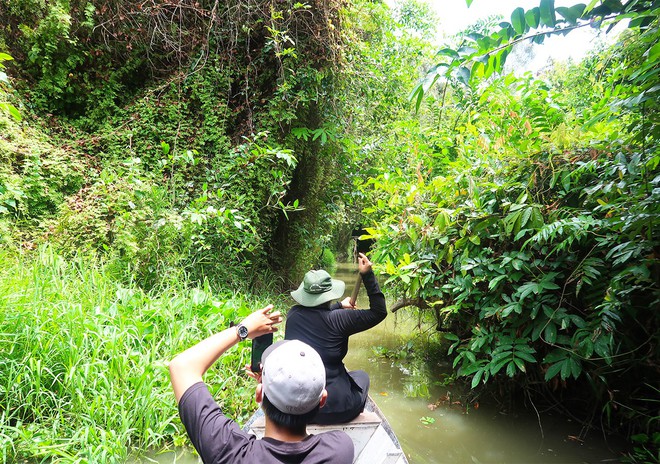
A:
261;340;326;415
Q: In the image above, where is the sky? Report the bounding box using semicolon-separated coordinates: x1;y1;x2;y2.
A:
424;0;615;71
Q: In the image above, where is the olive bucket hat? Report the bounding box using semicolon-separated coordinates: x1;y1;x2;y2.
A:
291;269;345;307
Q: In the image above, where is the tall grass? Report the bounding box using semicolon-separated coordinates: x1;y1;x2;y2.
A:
0;246;263;463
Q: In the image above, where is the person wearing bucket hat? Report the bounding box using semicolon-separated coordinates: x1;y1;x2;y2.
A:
285;252;387;424
169;305;353;464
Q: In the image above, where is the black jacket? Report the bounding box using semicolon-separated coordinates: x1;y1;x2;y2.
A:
284;270;387;423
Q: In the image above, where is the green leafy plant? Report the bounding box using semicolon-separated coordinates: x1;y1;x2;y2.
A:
360;11;659;443
0;52;21;122
0;246;268;462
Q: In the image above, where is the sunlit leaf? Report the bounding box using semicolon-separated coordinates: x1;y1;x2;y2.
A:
525;7;541;28
540;0;557;27
556;4;586;24
436;47;460;59
511;7;526;34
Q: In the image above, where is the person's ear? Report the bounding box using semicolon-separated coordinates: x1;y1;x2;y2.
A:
256;383;263;403
319;389;328;408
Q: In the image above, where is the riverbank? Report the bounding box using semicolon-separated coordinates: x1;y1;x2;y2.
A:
0;247;263;462
335;263;629;464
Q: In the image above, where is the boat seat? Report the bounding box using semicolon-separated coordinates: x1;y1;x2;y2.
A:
244;401;408;464
247;409;381;430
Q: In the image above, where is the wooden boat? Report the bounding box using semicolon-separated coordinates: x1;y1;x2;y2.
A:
243;396;409;464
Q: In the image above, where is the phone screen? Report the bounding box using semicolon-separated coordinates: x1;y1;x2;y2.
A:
251;333;273;373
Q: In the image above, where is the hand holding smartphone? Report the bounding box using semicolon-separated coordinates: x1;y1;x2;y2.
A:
251;333;273;373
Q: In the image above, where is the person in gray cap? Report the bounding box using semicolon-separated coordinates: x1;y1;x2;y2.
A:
285;252;387;424
169;304;353;464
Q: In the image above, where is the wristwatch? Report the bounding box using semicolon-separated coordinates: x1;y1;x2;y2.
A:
236;324;249;341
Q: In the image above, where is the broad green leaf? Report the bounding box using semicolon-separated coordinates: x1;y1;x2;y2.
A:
511;7;526;34
506;360;516;377
514;350;537;363
560;357;572;379
648;42;660;63
539;280;560;291
593;335;612;363
525;7;541;28
8;105;22;122
456;66;471;85
409;83;424;113
490;358;509;375
466;32;485;42
471;369;483;388
544;361;564;380
544;323;557;344
436;47;460;59
457;45;478;56
540;0;556;27
556;4;586;24
629;14;657;28
513;357;526;372
543;349;567;364
520;207;532;229
0;103;21;122
468;235;481;245
583;0;599;14
518;281;539;300
488;274;507;290
491;351;512;364
570;358;582;379
530;207;544;229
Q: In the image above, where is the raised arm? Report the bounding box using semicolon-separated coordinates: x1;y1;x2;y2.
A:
331;253;387;335
168;304;282;403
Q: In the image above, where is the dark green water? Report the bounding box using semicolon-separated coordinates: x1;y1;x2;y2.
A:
135;262;627;463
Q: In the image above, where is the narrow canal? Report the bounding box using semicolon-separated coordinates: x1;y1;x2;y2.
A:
137;262;627;463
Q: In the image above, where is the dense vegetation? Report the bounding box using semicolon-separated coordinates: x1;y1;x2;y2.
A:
0;0;657;462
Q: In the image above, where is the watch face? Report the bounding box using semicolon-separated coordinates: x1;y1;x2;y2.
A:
238;325;249;339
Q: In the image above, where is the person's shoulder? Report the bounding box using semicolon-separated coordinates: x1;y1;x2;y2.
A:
318;429;353;447
310;430;353;463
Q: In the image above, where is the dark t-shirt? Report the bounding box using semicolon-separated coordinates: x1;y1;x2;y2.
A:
285;270;387;423
178;382;354;464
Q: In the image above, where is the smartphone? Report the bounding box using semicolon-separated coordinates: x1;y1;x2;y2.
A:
251;333;273;373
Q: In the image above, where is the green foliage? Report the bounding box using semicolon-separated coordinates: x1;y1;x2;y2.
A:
1;0;657;457
0;93;86;240
361;17;659;439
411;0;659;117
626;427;660;463
47;130;297;290
364;137;658;427
0;246;266;462
318;247;337;271
0;52;21;121
392;0;439;35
